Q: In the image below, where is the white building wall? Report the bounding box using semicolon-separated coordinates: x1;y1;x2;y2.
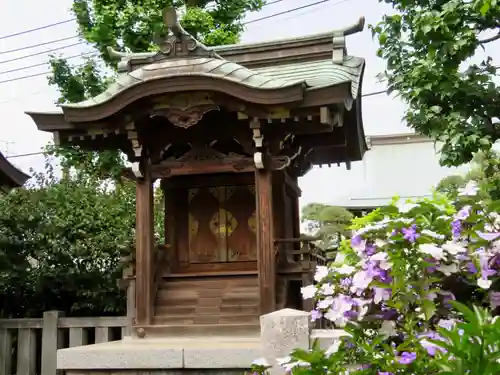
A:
299;135;469;208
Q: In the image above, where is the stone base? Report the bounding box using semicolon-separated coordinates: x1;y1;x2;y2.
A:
58;336;260;371
67;371;246;375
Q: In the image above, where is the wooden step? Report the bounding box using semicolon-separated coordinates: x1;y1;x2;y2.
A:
153;314;259;325
159;275;258;287
153;275;261;327
155;303;259;317
135;323;260;337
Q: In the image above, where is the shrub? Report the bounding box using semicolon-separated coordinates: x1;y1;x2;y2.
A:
253;180;500;374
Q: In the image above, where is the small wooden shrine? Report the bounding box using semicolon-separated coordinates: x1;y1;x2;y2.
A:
27;8;367;336
0;151;29;192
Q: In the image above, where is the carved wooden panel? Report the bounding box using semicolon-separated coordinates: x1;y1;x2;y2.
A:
186;184;256;265
188;187;223;263
226;185;257;261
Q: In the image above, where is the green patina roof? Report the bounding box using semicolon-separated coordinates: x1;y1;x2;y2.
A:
62;55;364;110
253;56;364;100
61;7;365;111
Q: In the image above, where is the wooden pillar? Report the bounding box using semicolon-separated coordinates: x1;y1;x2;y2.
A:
162;180;176;271
255;168;276;314
292;176;301;239
272;172;286;240
135;163;154;326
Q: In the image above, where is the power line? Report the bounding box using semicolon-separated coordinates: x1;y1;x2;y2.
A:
0;42;83;65
0;0;339;84
0;36;79;56
280;0;351;22
0;18;76;40
7;151;45;159
0;52;97;76
0;0;284;49
4;87;389;160
246;0;332;24
0;59;93;84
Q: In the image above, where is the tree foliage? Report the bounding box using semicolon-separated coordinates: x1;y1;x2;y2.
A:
436;149;500;199
0;0;266;317
0;166;132;318
372;0;500;167
0;163;166;318
48;0;265;176
301;203;354;249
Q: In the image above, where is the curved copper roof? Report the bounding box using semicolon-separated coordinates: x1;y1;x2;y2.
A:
59;55;364;123
0;151;30;191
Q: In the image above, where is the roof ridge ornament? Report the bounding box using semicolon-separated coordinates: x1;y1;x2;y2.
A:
107;7;221;72
156;7;220;59
332;16;365;64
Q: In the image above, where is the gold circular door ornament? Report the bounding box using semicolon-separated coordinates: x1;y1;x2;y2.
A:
210;208;237;238
248;212;256;234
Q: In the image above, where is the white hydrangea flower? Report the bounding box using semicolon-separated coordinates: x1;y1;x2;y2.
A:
458;180;479;196
333;264;356;275
442;241;467;255
437;263;459;276
419;243;446;260
314;265;329;282
252;358;270;367
300;285;316;300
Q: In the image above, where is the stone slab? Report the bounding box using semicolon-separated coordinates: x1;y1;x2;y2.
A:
58;336;259;370
183;346;260;368
67;371;247;375
58;340;183;369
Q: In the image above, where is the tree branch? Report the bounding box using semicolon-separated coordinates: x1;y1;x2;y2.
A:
479;32;500;44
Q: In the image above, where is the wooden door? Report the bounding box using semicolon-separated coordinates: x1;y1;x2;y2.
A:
173;183;257;274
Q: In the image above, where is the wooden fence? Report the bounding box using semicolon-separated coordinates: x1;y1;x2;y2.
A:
0;311;128;375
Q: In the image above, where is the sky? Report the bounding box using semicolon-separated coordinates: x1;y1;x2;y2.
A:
0;0;496;206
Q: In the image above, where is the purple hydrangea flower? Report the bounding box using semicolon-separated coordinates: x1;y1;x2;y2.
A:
420;332;447;356
402;224;420;243
365;242;376;256
451;219;462;238
489;292;500;309
351;234;363;247
340;277;352;287
343;310;359;320
310;309;323;321
424;257;437;273
440;291;456;308
455;205;471;220
378;372;394;375
478;249;496;289
476;231;500;242
398;352;417;364
467;262;478;274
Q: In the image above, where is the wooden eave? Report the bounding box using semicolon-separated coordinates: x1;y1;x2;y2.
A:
62;75;307;123
26;82;352;130
24;8;367;167
0;151;30;190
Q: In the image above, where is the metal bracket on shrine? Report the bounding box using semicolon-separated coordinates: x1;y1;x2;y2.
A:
250;118;264;169
127;129;144;179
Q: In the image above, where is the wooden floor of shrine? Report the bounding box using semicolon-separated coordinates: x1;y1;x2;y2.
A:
148;273;296;334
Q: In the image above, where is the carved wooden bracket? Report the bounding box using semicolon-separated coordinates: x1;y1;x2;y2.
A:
150;92;220;129
151;144;254;178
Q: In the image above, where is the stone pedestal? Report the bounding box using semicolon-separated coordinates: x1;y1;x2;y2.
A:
58;335;260;374
57;309;314;375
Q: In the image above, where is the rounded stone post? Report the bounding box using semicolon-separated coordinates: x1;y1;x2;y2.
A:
260;308;311;374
